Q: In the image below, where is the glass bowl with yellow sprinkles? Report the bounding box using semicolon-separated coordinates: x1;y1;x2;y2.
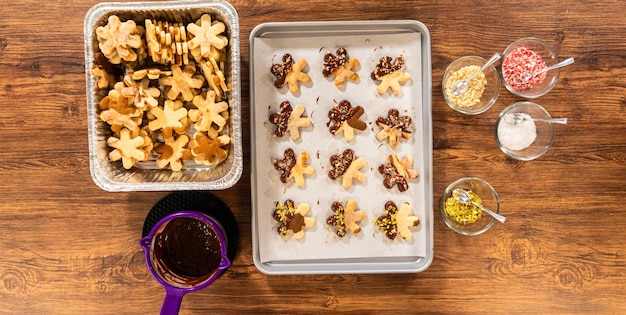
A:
442;56;501;115
440;177;500;235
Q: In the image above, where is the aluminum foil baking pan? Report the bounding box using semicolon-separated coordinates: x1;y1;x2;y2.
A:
84;0;242;191
250;20;433;274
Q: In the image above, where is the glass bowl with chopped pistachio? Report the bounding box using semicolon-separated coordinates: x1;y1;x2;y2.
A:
442;56;501;115
440;177;500;235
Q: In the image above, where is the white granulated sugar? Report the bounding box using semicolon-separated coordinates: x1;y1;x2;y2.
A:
497;113;537;151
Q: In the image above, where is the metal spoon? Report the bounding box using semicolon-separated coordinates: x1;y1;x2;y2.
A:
511;113;568;125
514;57;575;85
451;53;502;96
452;188;506;223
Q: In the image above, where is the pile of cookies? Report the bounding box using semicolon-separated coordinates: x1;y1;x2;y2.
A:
266;48;421;241
90;13;231;171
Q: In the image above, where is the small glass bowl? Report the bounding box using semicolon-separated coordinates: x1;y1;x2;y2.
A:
500;37;560;98
441;177;500;236
442;56;500;115
495;101;555;161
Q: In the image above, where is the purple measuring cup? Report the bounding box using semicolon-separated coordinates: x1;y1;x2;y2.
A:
140;211;230;315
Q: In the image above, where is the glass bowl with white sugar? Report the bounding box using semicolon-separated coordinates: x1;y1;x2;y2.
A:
495;101;555;161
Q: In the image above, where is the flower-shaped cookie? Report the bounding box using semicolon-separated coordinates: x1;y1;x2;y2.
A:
96;15;144;64
148;100;189;139
99;89;143;132
90;65;116;90
323;47;360;88
269;101;311;141
131;68;172;81
326;199;366;237
145;19;189;65
375;201;420;240
107;128;149;169
271;53;311;93
273;199;315;239
371;55;411;95
328;149;367;189
273;148;315;187
118;74;160;110
375;108;413;148
187;14;229;60
378;154;419;192
189;91;229;138
154;134;191;172
161;63;204;101
200;58;229;98
327;100;366;141
189;132;230;166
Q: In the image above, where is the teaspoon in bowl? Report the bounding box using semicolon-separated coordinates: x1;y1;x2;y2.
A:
510;113;568;125
514;57;575;85
452;53;501;96
452;188;506;223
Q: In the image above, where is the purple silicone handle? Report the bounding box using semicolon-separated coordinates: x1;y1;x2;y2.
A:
161;287;184;315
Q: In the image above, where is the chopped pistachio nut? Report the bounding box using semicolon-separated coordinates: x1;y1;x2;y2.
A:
444;190;483;224
273;200;298;236
326;202;347;237
375;203;399;239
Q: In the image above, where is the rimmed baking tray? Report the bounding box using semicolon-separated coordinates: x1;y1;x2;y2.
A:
84;0;242;191
250;20;433;274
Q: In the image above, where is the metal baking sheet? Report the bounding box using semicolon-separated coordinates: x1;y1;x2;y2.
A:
250;20;433;274
84;0;242;191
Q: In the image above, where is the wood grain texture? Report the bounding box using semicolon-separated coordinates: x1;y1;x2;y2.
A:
1;0;626;314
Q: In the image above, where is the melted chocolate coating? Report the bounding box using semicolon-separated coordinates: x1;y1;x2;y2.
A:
153;217;221;286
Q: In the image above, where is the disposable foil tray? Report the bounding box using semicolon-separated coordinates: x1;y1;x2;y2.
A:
84;0;242;191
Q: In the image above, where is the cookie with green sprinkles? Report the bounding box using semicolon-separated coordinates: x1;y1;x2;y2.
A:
326;199;366;237
272;199;315;239
375;201;419;240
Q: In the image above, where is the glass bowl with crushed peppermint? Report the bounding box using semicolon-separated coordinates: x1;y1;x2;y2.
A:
500;37;561;99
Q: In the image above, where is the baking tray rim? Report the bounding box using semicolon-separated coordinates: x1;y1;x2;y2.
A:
249;20;433;275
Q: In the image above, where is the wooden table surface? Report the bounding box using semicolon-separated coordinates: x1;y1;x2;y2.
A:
1;0;626;314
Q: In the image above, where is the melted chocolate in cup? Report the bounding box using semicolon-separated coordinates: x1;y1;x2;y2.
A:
151;217;224;288
141;202;233;315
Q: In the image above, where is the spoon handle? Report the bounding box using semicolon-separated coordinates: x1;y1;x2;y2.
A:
543;57;575;73
516;57;575;85
472;201;507;223
466;53;501;82
534;117;568;124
